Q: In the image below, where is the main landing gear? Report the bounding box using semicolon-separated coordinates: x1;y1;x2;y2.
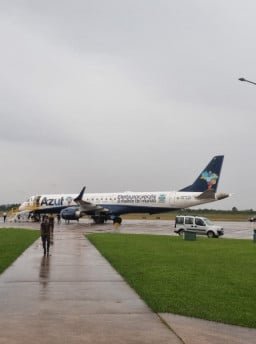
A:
91;215;122;225
113;217;122;225
92;215;106;224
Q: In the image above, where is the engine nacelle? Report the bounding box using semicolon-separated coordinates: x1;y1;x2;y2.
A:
60;207;81;220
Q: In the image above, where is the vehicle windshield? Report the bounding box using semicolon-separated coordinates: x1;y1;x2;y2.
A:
203;218;214;225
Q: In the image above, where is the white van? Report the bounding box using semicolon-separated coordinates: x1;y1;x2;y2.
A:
174;215;224;238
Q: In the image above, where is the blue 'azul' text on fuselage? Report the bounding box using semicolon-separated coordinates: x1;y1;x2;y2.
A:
40;197;64;207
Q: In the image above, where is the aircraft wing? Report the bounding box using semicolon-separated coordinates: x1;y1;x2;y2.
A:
76;199;105;213
74;187;108;214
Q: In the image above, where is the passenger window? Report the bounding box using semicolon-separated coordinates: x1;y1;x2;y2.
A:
195;218;205;226
185;217;193;225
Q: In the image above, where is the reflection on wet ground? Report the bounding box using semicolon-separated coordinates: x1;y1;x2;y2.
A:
39;256;50;288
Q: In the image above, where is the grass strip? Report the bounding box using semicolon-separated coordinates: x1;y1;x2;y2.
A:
0;228;39;274
87;233;256;328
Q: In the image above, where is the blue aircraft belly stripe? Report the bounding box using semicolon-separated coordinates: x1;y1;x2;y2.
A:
100;204;177;215
34;206;69;214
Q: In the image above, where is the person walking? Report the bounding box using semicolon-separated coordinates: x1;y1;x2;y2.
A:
3;212;7;223
40;215;51;255
49;215;54;245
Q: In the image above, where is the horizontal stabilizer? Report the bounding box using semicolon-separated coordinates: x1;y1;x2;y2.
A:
196;189;215;200
215;192;230;200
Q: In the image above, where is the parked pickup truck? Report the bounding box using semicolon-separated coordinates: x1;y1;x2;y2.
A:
174;215;224;238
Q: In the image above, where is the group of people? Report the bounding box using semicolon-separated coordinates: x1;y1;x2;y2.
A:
40;215;55;256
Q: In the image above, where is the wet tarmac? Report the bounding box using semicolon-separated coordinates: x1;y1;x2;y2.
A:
107;219;254;239
4;218;254;239
0;220;255;343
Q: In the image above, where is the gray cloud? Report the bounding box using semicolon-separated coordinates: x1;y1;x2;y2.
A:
0;1;255;210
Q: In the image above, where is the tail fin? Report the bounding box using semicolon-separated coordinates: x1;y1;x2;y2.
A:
180;155;224;192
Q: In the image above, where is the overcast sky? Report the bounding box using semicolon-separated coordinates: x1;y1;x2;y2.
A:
0;1;255;210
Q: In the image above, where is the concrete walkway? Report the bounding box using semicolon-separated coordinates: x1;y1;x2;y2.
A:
0;227;181;344
0;225;255;344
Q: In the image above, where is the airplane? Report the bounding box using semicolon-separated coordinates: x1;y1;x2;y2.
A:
18;155;229;224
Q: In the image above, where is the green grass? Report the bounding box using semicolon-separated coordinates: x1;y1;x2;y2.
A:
0;228;40;274
87;233;256;328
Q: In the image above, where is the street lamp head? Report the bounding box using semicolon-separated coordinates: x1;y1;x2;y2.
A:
238;77;256;85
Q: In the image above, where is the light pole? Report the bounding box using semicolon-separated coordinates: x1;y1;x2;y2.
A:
238;77;256;86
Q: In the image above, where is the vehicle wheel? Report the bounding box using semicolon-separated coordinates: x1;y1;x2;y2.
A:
178;229;184;236
207;231;215;238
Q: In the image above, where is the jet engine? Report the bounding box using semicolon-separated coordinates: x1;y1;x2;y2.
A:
60;207;81;220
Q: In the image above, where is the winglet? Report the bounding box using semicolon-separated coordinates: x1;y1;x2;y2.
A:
74;186;86;202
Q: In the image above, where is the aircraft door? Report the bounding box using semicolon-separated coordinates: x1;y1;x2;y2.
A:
35;196;41;207
169;193;175;207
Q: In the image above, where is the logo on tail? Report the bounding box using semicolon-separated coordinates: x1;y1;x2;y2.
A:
200;171;219;190
179;155;224;193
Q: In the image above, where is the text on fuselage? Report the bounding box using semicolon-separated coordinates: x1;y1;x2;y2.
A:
40;197;64;206
117;194;157;203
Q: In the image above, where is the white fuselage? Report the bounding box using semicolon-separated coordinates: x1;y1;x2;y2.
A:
81;191;217;212
19;190;219;214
